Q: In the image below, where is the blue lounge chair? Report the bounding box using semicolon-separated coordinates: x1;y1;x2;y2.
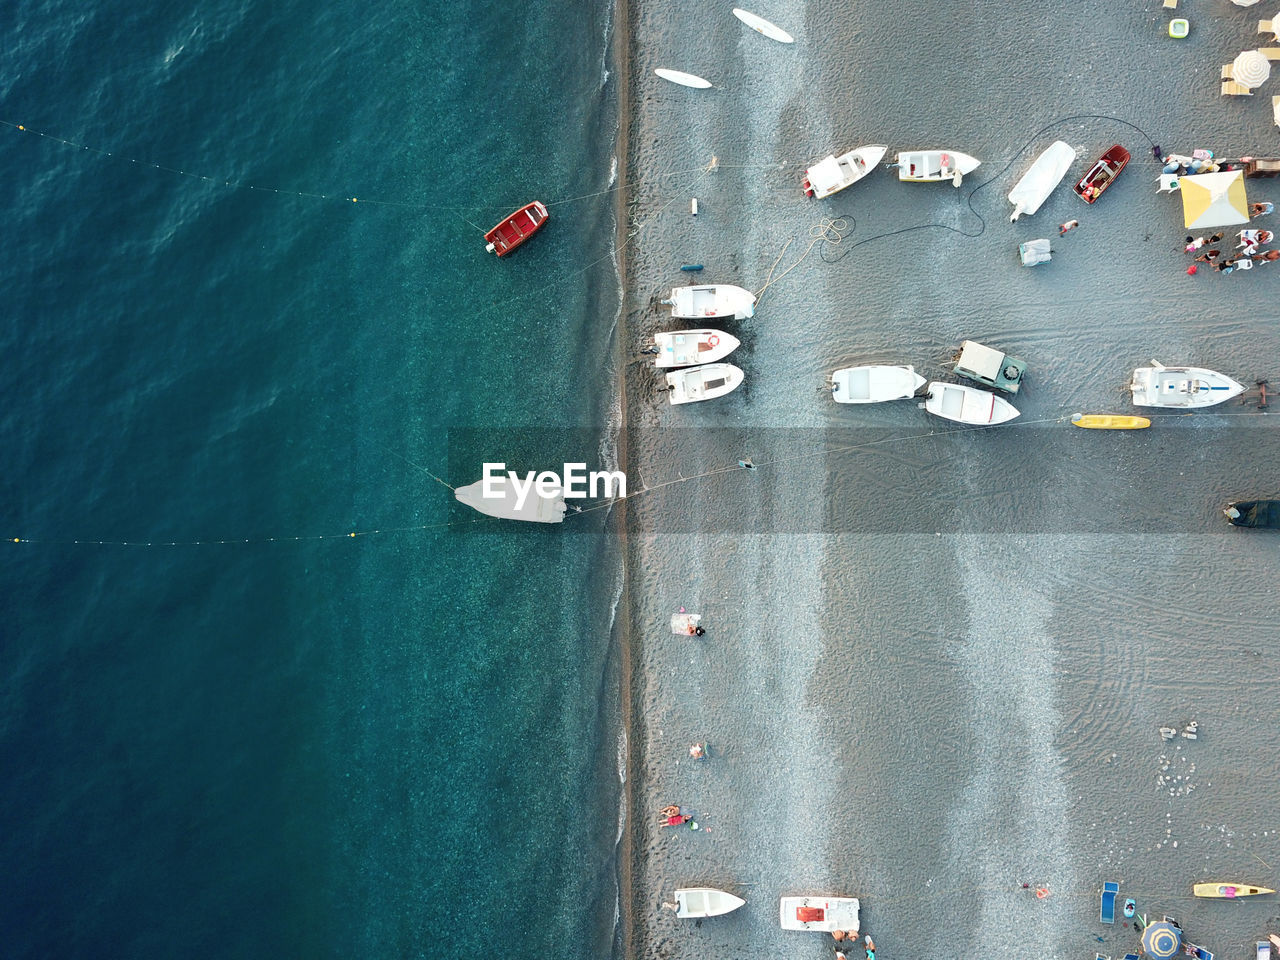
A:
1101;881;1119;923
1124;954;1140;960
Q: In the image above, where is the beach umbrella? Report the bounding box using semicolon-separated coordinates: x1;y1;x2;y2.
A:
1234;49;1271;88
1180;170;1250;229
1142;921;1181;959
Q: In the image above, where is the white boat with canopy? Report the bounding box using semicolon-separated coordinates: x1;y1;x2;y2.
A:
894;149;980;185
779;895;860;932
675;887;746;918
665;284;756;320
831;364;924;403
922;382;1020;425
1129;361;1244;408
666;363;744;404
802;145;887;198
454;476;567;523
1008;140;1077;220
653;329;739;368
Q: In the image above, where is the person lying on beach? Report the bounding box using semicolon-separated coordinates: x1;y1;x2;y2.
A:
1185;235;1206;252
1250;202;1273;217
662;814;693;827
1253;249;1280;263
659;805;680;819
1193;250;1221;263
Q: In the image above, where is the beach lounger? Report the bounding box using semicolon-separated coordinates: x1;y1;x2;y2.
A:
1260;19;1275;34
1223;80;1254;96
1163;0;1176;7
1124;954;1140;960
1101;881;1119;923
1223;64;1236;80
1158;174;1180;193
1262;48;1280;60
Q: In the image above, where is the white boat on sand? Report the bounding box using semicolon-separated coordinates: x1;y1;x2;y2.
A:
655;68;711;89
895;149;980;186
831;364;925;403
803;145;887;198
922;381;1020;425
1129;361;1244;408
732;8;793;42
779;895;860;932
1008;140;1077;221
675;887;746;918
654;329;739;368
454;477;567;524
665;284;756;320
667;363;744;404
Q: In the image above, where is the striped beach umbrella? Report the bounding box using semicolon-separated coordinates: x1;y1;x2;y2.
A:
1234;49;1271;88
1180;170;1250;229
1142;921;1182;959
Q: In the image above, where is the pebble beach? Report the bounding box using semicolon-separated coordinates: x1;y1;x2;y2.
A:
616;2;1280;958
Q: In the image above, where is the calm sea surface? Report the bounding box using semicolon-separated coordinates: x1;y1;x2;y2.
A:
0;1;623;956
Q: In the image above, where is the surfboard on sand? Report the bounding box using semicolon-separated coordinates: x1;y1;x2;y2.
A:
654;68;712;88
732;8;794;43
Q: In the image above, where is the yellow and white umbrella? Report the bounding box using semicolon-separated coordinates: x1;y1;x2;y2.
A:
1181;170;1250;229
1234;49;1271;88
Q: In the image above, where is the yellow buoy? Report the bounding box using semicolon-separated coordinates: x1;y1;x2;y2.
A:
1071;414;1151;430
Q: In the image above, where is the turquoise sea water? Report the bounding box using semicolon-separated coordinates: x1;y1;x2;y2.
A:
0;1;622;956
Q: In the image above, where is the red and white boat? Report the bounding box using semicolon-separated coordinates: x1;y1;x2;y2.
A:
484;201;549;256
1074;145;1129;203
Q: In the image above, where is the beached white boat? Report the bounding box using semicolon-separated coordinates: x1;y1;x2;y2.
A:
894;149;981;186
779;895;860;933
732;8;794;42
1008;140;1077;221
667;363;744;404
802;145;887;198
655;68;711;89
922;381;1020;425
454;476;567;524
1129;361;1245;408
665;284;756;320
675;887;746;918
831;364;925;403
654;329;739;368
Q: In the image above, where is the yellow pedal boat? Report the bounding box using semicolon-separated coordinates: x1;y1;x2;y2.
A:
1071;414;1151;430
1192;882;1275;898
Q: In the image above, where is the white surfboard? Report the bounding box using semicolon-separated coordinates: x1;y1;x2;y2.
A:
732;8;794;43
655;68;712;88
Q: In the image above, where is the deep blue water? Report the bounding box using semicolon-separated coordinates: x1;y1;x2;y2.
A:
0;1;623;956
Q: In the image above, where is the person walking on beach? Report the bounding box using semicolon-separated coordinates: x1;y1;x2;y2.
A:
1059;219;1079;236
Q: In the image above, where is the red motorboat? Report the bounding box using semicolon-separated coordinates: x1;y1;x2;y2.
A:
1074;145;1130;203
484;200;549;256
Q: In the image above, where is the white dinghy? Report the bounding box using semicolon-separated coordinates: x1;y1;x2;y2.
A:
779;895;860;933
666;363;744;404
831;364;925;403
922;382;1020;425
731;8;794;42
1008;140;1077;221
894;149;981;186
655;68;712;89
802;145;887;198
665;284;756;320
1129;360;1245;408
653;329;739;368
674;887;746;918
454;476;567;524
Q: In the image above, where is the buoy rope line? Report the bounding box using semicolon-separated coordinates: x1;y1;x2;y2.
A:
12;410;1269;548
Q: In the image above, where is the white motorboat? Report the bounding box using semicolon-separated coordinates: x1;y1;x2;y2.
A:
665;284;756;320
779;895;860;933
831;364;925;403
675;887;746;918
802;145;888;198
1128;360;1245;408
666;363;744;404
655;68;712;89
1008;140;1077;221
454;476;567;524
894;149;981;186
653;329;740;368
922;381;1020;425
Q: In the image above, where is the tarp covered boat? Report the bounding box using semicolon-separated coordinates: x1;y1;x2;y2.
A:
1009;140;1077;220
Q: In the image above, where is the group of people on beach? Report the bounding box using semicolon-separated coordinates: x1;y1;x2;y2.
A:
833;929;875;960
1185;207;1276;275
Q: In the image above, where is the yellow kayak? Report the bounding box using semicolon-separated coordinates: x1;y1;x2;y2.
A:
1192;882;1275;898
1071;414;1151;430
